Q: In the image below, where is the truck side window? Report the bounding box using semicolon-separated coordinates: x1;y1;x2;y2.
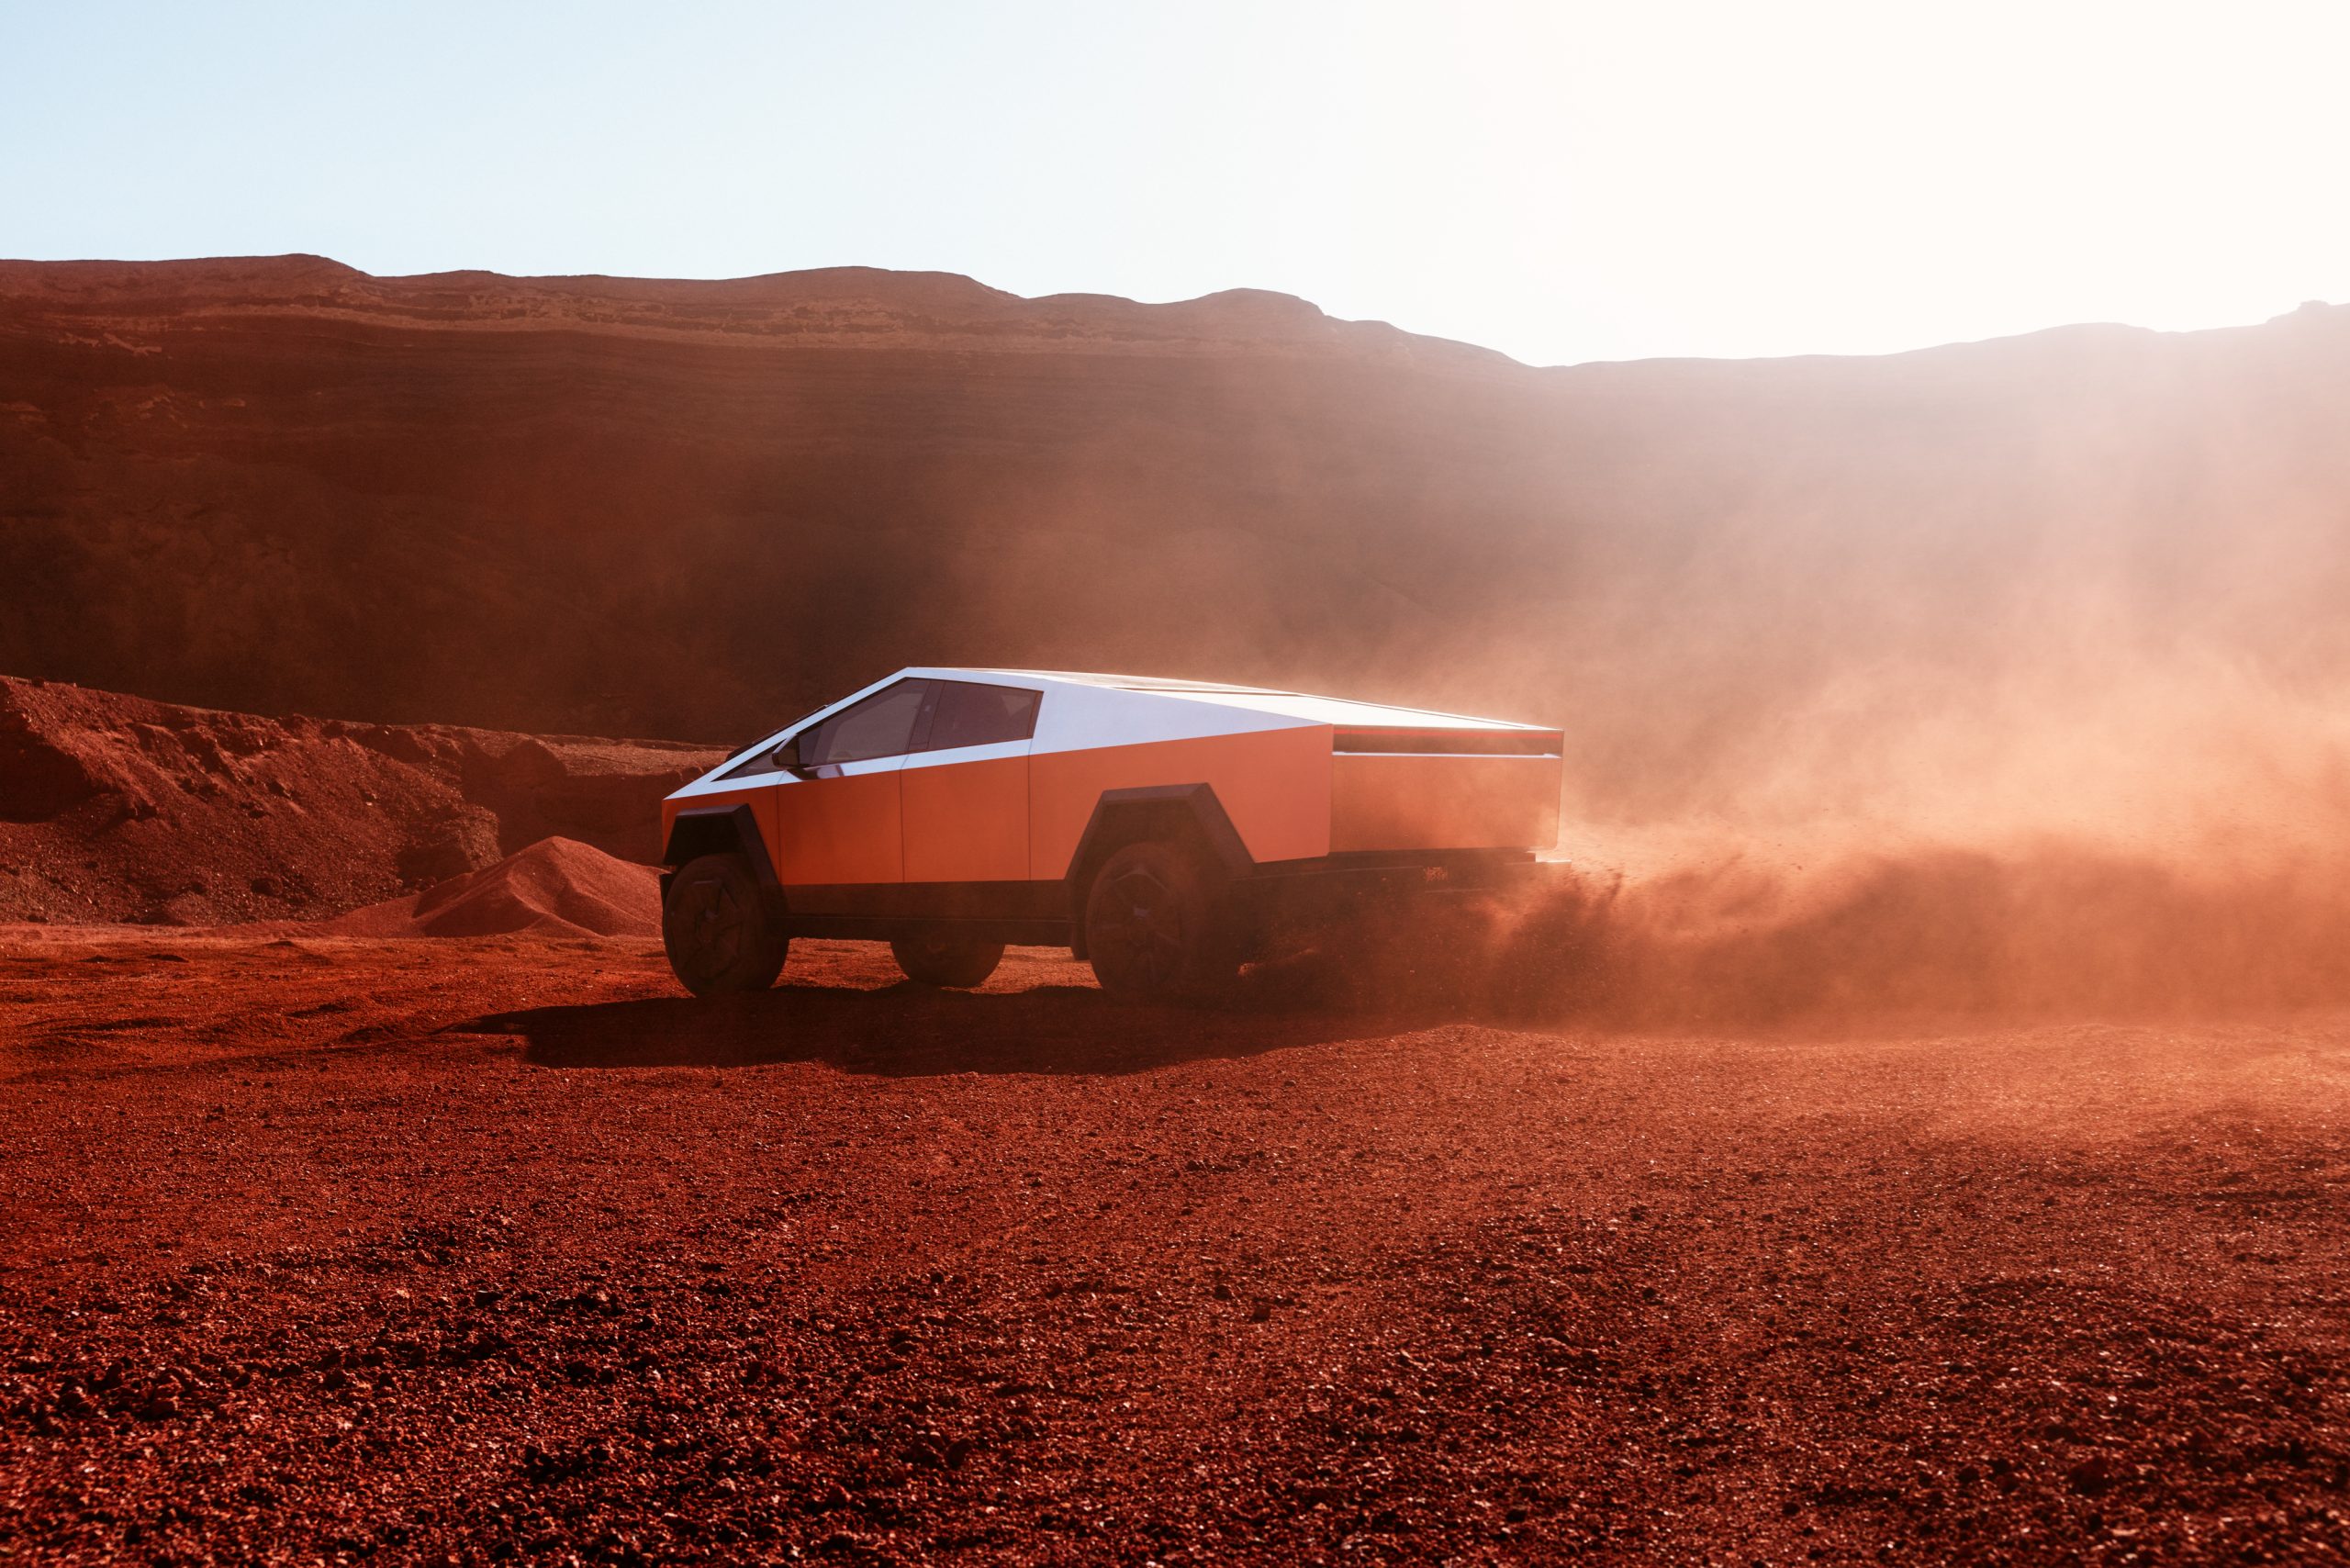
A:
802;679;932;766
921;681;1041;752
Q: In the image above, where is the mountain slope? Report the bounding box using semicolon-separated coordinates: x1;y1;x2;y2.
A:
4;258;2349;839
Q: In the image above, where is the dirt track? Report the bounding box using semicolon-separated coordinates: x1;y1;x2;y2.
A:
5;932;2349;1565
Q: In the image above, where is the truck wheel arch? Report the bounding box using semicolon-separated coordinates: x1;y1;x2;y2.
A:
1063;784;1252;958
660;803;781;901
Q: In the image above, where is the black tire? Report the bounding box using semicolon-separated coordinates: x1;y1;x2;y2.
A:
890;931;1005;988
663;853;789;997
1083;839;1237;1002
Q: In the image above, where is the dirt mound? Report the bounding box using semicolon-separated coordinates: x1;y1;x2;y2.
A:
321;836;659;939
0;676;722;925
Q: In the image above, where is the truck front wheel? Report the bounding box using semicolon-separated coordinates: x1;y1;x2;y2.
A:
1083;840;1238;1002
663;853;789;997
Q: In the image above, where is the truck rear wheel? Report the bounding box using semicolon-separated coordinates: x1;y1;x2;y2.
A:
663;853;789;997
890;931;1005;989
1083;840;1238;1002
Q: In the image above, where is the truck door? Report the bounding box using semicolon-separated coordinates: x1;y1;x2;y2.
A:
900;678;1040;884
773;678;932;887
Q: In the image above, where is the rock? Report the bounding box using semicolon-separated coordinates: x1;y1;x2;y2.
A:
2066;1455;2119;1495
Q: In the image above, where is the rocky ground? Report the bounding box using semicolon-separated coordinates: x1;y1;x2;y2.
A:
4;930;2347;1565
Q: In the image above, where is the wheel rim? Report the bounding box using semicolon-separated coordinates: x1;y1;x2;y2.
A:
676;871;748;975
1093;864;1187;990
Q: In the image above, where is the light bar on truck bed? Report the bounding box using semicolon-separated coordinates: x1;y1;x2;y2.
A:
1332;728;1563;756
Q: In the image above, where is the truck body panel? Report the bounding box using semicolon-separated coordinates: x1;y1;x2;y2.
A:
662;668;1561;949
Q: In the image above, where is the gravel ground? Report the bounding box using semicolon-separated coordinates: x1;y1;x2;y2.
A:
4;930;2348;1565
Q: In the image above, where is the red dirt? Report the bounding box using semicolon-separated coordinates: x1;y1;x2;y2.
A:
319;838;660;940
4;931;2347;1564
0;676;721;926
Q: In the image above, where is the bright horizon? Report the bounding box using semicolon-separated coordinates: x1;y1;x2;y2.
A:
6;0;2346;366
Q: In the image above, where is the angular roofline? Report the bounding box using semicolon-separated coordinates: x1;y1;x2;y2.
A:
912;666;1291;693
900;666;1551;730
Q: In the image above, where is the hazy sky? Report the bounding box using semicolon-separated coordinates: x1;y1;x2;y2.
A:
6;0;2345;365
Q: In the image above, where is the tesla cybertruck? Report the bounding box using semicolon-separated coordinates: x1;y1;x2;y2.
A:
658;669;1561;1002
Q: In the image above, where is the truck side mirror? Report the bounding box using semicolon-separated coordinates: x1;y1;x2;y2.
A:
775;733;810;774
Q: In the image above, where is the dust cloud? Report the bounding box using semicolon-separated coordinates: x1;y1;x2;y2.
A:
1389;581;2350;1026
1268;314;2350;1025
